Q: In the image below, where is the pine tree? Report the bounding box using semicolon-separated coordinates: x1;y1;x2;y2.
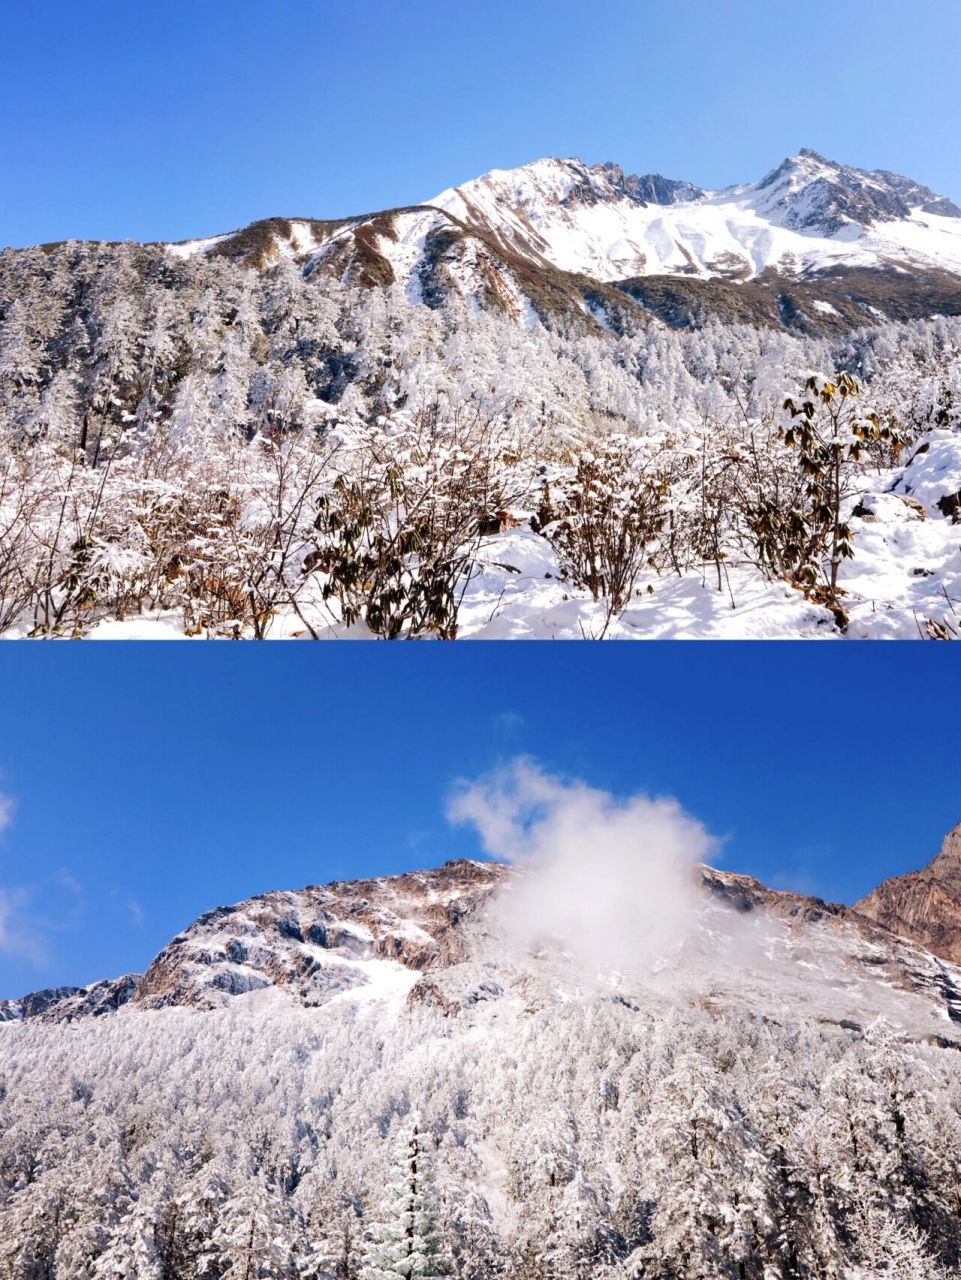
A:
361;1117;446;1280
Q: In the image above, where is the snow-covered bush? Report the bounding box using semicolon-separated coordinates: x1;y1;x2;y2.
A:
775;371;904;607
539;437;667;629
312;406;531;639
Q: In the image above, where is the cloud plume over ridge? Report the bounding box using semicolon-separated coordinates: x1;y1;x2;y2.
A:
448;759;717;977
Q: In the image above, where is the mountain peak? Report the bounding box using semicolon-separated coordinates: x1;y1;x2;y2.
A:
421;147;961;294
855;820;961;961
8;848;961;1030
754;149;961;231
932;820;961;872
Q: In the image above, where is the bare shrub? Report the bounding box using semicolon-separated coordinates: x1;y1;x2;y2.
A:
311;404;529;639
539;437;667;630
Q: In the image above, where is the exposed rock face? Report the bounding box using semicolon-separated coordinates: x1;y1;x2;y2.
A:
42;974;140;1023
0;986;79;1023
133;859;506;1011
855;823;961;962
561;161;705;209
754;148;961;233
0;976;139;1024
6;853;961;1041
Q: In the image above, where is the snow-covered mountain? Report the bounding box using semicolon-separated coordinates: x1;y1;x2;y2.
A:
6;839;961;1039
5;842;961;1276
160;148;961;333
428;150;961;283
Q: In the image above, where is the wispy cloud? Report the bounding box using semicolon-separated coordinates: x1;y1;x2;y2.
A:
0;793;14;837
56;869;83;899
0;809;84;969
767;843;833;898
0;795;45;965
109;886;144;928
491;710;526;736
768;870;820;896
0;886;50;968
0;889;12;951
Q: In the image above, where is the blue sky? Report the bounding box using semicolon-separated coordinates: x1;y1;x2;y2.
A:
2;0;960;247
0;644;959;996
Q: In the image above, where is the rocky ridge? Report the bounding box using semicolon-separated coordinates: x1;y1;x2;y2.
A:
5;847;961;1043
856;821;961;962
144;149;961;335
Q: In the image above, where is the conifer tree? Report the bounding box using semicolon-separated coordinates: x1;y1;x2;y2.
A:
361;1117;446;1280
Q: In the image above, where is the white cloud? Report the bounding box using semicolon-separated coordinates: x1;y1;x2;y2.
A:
0;793;13;836
448;758;717;979
0;885;49;968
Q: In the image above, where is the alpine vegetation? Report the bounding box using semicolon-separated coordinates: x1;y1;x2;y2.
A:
1;150;960;639
360;1117;446;1280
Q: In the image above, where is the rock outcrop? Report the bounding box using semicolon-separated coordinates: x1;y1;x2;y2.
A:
0;976;139;1025
855;822;961;962
133;859;506;1011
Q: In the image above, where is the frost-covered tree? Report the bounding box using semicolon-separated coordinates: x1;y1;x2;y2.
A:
641;1047;771;1278
361;1117;446;1280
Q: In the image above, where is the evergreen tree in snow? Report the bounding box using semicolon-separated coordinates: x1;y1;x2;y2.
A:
361;1117;446;1280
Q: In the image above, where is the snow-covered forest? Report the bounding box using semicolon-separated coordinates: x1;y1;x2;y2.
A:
1;239;960;639
1;986;959;1278
3;779;961;1279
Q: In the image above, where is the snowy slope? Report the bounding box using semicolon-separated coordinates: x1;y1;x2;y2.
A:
6;851;961;1043
428;151;961;283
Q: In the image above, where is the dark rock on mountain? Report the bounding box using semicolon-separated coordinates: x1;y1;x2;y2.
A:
0;986;79;1022
567;162;705;208
614;264;961;332
0;976;139;1024
755;148;961;233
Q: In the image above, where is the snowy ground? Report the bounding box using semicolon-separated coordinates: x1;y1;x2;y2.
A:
73;548;841;642
20;426;961;642
449;530;832;640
